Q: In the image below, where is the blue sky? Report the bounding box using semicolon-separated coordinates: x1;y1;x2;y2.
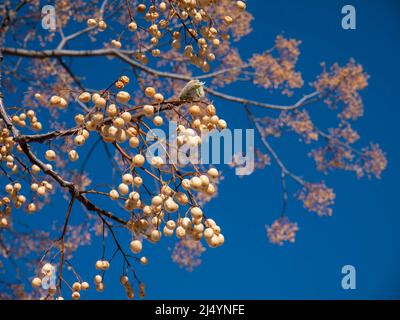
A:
3;0;400;299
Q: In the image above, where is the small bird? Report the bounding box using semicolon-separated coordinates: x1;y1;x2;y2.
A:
178;79;205;101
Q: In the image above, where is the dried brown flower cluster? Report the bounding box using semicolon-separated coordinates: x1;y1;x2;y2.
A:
250;36;303;96
172;235;206;271
313;59;368;120
266;217;299;246
297;183;336;217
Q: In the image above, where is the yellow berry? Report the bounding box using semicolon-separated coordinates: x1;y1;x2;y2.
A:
72;291;80;300
98;20;107;31
111;39;122;49
145;87;156;97
236;1;246;10
190;207;203;219
116;91;130;103
134;176;143;187
81;282;90;290
143;105;154;118
94;275;102;284
45;150;56;161
118;183;129;195
31;277;42;288
128;22;137;31
153;115;163;126
78;92;91;103
207;168;219;179
132;154;145;167
120;75;130;85
94;97;107;108
150;229;162;242
72;282;81;291
74;135;86;146
176;226;186;238
68;150;79;162
129;240;142;254
129;136;140;148
87;18;97;27
153;93;164;103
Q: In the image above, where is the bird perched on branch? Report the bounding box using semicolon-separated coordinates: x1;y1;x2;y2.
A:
178;79;205;101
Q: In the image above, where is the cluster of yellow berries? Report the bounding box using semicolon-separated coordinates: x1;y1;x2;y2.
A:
1;182;38;227
73;78;167;149
4;183;26;209
114;75;130;90
70;281;90;300
86;18;107;31
91;260;110;295
31;180;53;197
14;72;228;299
30;264;53;299
1;158;52;219
93;274;105;293
0;128;18;227
0;196;11;228
120;275;135;299
110;173;143;209
95;259;110;271
31;263;53;290
119;276;146;299
138;282;146;298
91;258;146;299
143;85;165;103
11;109;42;131
187;103;227;131
121;169;222;256
182;168;219;197
1;128;17;172
48;95;68;109
86;1;247;71
31;262;90;300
